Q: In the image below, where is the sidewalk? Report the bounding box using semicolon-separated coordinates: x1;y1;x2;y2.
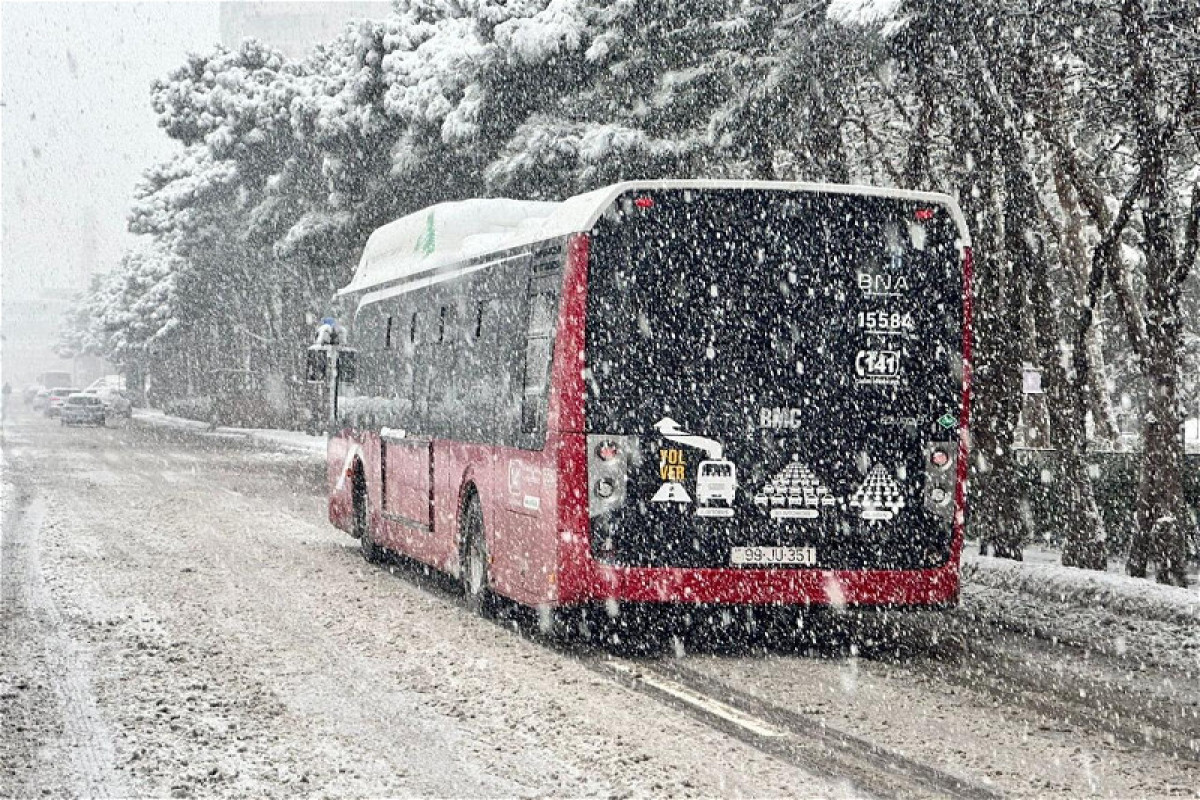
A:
964;551;1200;624
132;408;327;458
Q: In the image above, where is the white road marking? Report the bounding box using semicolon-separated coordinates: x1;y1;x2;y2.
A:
606;662;788;739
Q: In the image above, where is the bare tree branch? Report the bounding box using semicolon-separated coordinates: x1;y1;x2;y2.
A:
1090;169;1148;368
1038;123;1112;229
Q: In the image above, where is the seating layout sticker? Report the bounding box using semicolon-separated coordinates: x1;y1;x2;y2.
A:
850;463;906;521
753;458;836;520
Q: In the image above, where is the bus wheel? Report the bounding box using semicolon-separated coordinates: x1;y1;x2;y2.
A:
460;494;493;617
354;466;382;563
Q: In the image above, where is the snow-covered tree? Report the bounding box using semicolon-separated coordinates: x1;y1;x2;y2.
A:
64;0;1197;578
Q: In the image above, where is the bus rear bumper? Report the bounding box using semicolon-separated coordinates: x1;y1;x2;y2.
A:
564;561;960;608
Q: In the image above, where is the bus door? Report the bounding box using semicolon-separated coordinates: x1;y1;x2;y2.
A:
381;431;434;538
499;267;561;602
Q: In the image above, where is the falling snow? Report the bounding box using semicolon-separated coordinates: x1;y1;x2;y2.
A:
4;1;1200;797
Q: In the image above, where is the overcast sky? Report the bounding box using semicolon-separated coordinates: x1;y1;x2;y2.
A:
2;2;220;384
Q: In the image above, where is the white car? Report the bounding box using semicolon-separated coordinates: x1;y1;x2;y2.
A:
45;387;81;417
61;393;107;426
86;386;133;418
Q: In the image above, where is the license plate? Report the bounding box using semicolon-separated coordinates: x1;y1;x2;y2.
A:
730;546;817;566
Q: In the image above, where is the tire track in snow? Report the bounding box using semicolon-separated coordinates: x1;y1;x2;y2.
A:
1;475;126;798
586;657;1004;800
329;548;1002;799
894;606;1200;760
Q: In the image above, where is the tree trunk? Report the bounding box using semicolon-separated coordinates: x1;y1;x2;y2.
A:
1051;165;1119;443
950;96;1026;559
1122;0;1190;585
958;17;1108;567
1002;133;1107;570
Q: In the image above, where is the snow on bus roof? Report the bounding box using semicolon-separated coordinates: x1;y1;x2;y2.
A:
341;180;970;300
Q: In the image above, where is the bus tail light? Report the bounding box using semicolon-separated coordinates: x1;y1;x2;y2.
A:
588;434;640;518
595;439;621;462
923;442;956;521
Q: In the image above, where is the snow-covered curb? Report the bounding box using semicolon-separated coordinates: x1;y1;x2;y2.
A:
963;554;1200;625
132;409;327;457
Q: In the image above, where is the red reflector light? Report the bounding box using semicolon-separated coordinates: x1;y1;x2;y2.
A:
915;208;934;221
596;440;620;461
634;196;655;208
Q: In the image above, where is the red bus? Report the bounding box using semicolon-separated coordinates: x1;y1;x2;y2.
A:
324;181;972;631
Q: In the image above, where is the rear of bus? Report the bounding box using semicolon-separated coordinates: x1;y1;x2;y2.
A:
564;186;971;609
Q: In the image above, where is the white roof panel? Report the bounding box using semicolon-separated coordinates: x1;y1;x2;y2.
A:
340;180;971;298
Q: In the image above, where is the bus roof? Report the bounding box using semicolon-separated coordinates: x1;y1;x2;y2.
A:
342;180;971;301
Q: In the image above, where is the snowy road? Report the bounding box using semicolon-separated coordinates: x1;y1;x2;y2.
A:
2;408;1197;798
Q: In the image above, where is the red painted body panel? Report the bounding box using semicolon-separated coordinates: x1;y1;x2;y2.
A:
557;560;960;606
382;438;432;528
487;442;557;604
325;234;973;611
327;432;356;532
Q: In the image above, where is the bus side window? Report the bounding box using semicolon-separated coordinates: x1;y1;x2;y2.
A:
440;304;458;344
467;295;503;441
521;276;560;439
410;301;435;426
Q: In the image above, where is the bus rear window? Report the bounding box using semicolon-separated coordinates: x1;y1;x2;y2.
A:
585;189;962;434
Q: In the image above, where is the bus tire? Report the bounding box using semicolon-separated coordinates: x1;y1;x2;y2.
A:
460;492;493;617
354;464;382;563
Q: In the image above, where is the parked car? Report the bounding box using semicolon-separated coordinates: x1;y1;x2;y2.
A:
24;383;44;405
107;390;133;419
32;388;52;412
61;393;106;426
44;387;81;417
84;375;126;393
85;386;133;418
